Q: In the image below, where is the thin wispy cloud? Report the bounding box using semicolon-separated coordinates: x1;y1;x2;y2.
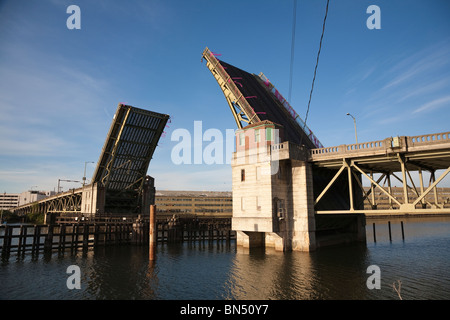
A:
398;77;450;102
413;95;450;114
0;162;85;193
355;40;450;131
1;1;449;193
0;42;112;159
381;41;450;91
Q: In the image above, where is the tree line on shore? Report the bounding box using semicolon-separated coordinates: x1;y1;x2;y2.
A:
1;210;44;224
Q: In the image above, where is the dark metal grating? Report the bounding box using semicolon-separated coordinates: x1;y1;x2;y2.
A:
217;59;318;149
92;104;170;192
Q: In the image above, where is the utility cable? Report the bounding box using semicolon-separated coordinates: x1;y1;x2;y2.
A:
299;0;330;147
304;0;330;126
288;0;298;104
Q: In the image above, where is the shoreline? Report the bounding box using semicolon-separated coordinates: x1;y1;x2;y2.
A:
365;212;450;219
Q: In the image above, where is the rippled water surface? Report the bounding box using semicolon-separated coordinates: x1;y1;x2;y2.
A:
1;216;449;300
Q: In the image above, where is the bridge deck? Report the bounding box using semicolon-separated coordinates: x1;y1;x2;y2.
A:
308;131;450;215
311;132;450;171
12;104;169;218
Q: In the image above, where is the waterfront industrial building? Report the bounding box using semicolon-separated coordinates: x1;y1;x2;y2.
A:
0;193;19;211
155;190;232;217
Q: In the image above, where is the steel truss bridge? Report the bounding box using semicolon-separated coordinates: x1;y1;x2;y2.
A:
310;132;450;215
202;47;450;216
10;49;449;220
13;104;169;220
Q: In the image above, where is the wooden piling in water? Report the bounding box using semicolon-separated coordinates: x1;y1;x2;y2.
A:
7;225;12;256
59;224;66;252
401;221;405;240
93;224;99;246
149;205;156;261
44;224;54;252
17;225;25;255
372;223;376;243
2;225;11;256
388;221;392;241
83;224;89;249
32;225;39;254
1;216;235;259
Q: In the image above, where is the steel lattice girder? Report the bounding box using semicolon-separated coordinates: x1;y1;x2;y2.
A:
92;104;170;193
314;152;450;215
201;47;320;149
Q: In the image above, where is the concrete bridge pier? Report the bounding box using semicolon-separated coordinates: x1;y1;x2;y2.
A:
289;159;317;251
233;158;317;252
231;122;319;252
231;121;367;252
236;231;265;249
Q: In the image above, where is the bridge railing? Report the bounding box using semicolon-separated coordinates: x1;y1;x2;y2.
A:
310;138;389;160
407;132;450;147
310;131;450;161
12;187;83;215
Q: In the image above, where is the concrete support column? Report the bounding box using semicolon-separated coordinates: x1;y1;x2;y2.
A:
236;231;265;249
291;160;316;251
356;214;367;242
265;232;284;251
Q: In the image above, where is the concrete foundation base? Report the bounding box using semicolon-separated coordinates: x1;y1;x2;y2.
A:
236;230;317;252
236;231;265;248
235;214;366;252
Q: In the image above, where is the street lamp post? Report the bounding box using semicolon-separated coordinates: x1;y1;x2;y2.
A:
346;113;358;145
58;179;81;193
83;161;95;186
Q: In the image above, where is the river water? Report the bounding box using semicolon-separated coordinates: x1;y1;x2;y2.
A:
1;216;450;300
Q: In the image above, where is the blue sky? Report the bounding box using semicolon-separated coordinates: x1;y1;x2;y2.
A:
0;0;449;193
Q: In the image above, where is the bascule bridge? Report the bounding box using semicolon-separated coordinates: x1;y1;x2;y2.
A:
202;47;450;252
13;104;170;222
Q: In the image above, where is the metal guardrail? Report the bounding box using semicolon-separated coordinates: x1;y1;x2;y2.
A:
407;132;450;146
310;131;450;161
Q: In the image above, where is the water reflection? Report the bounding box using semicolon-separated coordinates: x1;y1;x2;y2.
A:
225;244;374;300
84;246;155;299
227;247;313;299
1;216;450;300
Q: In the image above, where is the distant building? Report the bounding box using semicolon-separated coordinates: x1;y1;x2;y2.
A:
18;190;56;207
155;190;232;217
0;190;58;210
0;193;19;210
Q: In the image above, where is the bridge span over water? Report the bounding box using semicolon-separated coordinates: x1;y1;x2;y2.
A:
202;47;450;251
9;49;449;253
12;104;169;221
308;131;449;215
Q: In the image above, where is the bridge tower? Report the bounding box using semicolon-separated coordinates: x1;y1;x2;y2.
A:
203;47;366;251
232;121;317;251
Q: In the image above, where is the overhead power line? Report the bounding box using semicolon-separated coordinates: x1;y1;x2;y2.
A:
288;0;298;103
303;0;330;126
